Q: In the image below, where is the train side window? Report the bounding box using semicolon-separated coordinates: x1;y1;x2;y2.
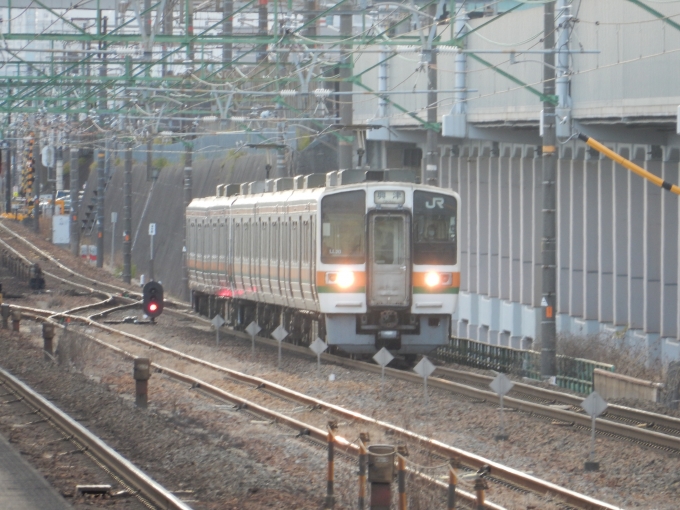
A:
235;222;241;258
212;222;218;264
197;223;203;265
292;221;298;262
262;221;268;261
302;220;309;264
244;221;250;260
271;221;278;260
206;221;212;266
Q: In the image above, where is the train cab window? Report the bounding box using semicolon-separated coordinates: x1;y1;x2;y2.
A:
321;190;366;264
413;191;457;265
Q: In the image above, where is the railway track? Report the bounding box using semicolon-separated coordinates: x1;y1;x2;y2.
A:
0;366;192;510
5;301;620;510
433;367;680;442
1;218;670;508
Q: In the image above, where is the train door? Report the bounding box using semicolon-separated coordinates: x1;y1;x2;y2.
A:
291;219;301;305
234;218;243;294
283;219;293;306
271;219;281;302
188;219;196;282
211;220;218;289
301;217;311;306
219;220;226;287
261;218;269;297
198;222;204;285
244;219;252;297
368;212;411;307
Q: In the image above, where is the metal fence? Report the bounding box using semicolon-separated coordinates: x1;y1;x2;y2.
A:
436;337;615;394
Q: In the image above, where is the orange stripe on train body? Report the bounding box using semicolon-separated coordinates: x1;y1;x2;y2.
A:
316;271;367;286
412;271;460;288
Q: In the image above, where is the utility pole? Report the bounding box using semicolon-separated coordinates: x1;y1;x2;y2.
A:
33;131;40;233
425;2;439;186
70;135;80;258
3;137;10;214
257;0;268;63
541;1;557;378
223;0;233;64
338;12;353;170
123;142;132;284
182;137;193;301
96;147;105;268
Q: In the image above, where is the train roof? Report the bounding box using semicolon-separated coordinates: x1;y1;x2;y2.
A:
187;168;459;212
189;169;456;208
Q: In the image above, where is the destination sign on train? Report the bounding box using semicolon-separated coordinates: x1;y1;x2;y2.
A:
374;190;405;205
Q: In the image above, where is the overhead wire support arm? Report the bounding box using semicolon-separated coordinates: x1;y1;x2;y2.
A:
578;133;680;195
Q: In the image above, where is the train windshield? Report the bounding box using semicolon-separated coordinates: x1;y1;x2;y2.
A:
321;190;366;264
413;191;457;265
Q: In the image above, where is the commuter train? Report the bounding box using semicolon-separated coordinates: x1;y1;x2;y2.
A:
186;169;460;356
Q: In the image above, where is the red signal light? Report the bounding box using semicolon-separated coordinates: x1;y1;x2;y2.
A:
147;302;158;313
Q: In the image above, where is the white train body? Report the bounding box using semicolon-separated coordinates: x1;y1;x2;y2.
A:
187;173;460;355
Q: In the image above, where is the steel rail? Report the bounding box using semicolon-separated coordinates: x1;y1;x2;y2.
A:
0;220;188;309
12;306;620;510
11;309;499;509
0;367;193;510
155;365;504;509
434;367;680;436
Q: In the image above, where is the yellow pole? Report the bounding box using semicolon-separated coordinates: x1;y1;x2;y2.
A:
578;133;680;195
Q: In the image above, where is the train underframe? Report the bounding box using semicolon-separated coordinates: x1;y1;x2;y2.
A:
191;290;449;357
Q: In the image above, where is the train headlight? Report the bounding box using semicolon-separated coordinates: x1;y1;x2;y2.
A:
326;270;355;288
425;271;441;287
424;272;452;287
336;269;355;288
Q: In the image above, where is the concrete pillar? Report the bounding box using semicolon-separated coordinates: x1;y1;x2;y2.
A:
644;159;662;335
477;149;489;296
584;154;599;321
509;149;521;303
489;149;500;299
569;155;584;318
598;155;614;323
628;148;645;330
613;146;629;326
662;156;679;339
557;150;571;316
519;150;534;306
499;148;511;301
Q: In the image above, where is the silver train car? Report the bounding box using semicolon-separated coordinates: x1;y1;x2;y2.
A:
186;170;460;355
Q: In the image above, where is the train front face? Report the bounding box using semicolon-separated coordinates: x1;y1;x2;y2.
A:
319;184;460;355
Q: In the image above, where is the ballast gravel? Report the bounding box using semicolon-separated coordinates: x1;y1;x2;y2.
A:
3;221;680;509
